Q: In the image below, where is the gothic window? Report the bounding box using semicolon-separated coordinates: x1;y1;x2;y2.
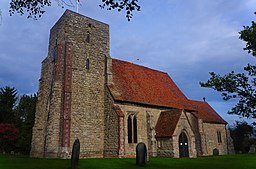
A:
86;59;90;70
128;115;132;143
133;116;138;143
217;131;222;143
127;114;138;144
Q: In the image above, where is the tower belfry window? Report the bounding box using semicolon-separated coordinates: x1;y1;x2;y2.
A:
86;31;90;43
86;59;90;70
52;46;57;63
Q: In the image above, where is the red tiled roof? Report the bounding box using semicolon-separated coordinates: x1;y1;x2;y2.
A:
190;100;227;124
155;110;182;138
108;59;194;110
108;59;227;124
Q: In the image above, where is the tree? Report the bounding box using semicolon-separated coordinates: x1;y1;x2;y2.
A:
0;123;18;152
229;121;256;153
240;12;256;57
15;94;37;154
200;13;256;123
0;86;18;123
9;0;141;21
0;86;18;152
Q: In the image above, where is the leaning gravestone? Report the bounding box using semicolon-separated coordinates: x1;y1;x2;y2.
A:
136;142;147;166
71;138;80;169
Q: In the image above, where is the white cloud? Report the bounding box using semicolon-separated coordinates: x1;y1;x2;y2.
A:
0;0;255;123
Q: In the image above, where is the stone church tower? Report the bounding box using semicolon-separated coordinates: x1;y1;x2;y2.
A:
31;10;109;158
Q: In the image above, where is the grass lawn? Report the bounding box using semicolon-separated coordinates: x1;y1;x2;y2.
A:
0;154;255;169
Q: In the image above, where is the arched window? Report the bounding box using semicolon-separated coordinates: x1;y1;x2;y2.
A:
86;59;90;70
133;116;137;143
217;131;222;143
127;114;138;144
128;115;132;143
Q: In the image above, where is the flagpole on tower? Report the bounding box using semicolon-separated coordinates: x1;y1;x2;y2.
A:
76;0;79;13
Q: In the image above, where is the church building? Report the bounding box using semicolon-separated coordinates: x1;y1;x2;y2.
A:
31;10;233;158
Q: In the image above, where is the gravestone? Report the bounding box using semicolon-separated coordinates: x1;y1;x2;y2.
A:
249;145;256;154
136;142;147;166
213;148;219;156
71;138;80;169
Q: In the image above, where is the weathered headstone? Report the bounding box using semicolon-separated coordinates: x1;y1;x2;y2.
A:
71;138;80;169
136;142;147;166
213;148;219;156
249;145;256;154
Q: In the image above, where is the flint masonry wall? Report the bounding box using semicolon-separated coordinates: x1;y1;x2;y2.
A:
31;57;53;157
67;11;109;158
103;56;120;157
116;103;166;157
31;10;109;158
203;123;228;155
185;112;202;156
31;12;68;157
157;138;174;157
103;86;119;157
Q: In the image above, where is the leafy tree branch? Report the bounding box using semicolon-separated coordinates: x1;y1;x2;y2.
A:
200;13;256;122
9;0;141;20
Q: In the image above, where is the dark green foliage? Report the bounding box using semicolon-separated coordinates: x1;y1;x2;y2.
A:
0;86;18;123
239;12;256;57
0;86;37;154
0;123;18;152
8;0;141;20
200;65;256;119
229;121;256;153
14;94;37;154
99;0;140;21
0;86;18;152
9;0;51;19
200;13;256;122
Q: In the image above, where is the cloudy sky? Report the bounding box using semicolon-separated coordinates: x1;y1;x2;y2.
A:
0;0;255;125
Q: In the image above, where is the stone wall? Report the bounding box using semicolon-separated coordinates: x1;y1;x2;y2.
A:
115;103;167;157
114;103;200;158
185;112;202;156
31;57;53;157
156;138;173;157
198;119;208;156
172;111;197;158
65;11;109;158
31;20;66;158
103;86;119;157
31;10;110;158
202;123;228;155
